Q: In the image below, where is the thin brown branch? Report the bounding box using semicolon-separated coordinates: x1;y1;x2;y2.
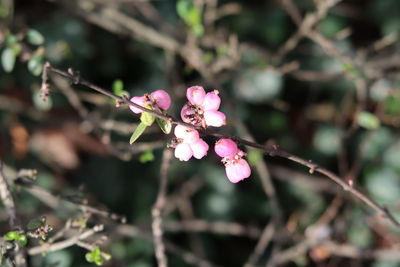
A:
42;63;400;228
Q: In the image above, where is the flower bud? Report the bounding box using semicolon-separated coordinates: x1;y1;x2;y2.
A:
186;86;206;106
174;143;193;161
225;159;251;183
150;90;171;110
204;110;226;127
190;138;209;159
214;138;238;158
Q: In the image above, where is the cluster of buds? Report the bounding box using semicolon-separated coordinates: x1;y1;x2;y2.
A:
129;86;251;183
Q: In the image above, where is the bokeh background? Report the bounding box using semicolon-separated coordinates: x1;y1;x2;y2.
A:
1;0;400;266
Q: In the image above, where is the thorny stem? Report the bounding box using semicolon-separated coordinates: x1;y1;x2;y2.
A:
42;63;400;228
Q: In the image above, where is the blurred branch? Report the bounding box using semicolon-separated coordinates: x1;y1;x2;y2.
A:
151;149;173;267
42;63;400;228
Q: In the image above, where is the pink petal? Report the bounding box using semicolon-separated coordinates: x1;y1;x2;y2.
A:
225;159;251;183
204;110;226;127
214;138;239;158
186;86;206;106
190;138;209;159
150;89;171;110
174;125;200;143
203;90;221;111
180;104;195;124
174;143;193;161
129;96;148;114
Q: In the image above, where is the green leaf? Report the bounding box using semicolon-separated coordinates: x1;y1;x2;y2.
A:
156;117;172;134
140;112;155;127
247;149;263;166
1;47;16;72
95;257;104;266
28;55;43;76
112;79;124;96
139;150;155;163
85;252;95;263
26;29;44;45
102;253;112;261
5;34;18;47
17;235;28;246
357;111;380;130
176;0;193;20
5;231;19;241
130;122;147;144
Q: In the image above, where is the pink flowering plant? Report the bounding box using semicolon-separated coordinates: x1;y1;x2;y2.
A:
128;86;251;183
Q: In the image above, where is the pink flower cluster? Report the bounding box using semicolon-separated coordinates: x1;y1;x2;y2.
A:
181;86;226;128
129;89;171;113
129;86;251;183
215;139;251;183
174;125;209;161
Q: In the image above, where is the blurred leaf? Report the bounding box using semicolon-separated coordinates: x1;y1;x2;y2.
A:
319;15;346;38
5;34;18;46
140;112;155;127
176;0;203;36
139;150;154;163
383;141;400;170
1;47;16;72
28;55;44;76
5;231;18;241
26;29;45;45
365;167;400;204
235;70;282;103
363;127;393;161
384;95;400;116
112;79;124;96
130;122;147;144
17;235;28;246
313;125;340;155
342;63;359;78
357;111;380;130
370;79;391;101
156;117;172;134
347;220;372;248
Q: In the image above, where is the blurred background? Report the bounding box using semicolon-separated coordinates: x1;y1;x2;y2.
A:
1;0;400;266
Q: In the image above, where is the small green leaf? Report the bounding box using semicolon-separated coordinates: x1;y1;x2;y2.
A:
17;235;28;246
140;112;155;126
102;253;112;261
5;231;19;241
130;122;147;144
85;252;95;263
156;117;172;134
28;55;43;76
112;79;124;96
94;257;104;266
139;150;155;163
26;29;44;45
1;47;16;72
176;0;193;20
247;149;263;166
357;111;380;130
5;34;18;47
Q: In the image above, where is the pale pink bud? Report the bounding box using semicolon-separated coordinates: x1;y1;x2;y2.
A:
214;138;238;158
180;104;195;124
225;159;251;183
204;110;226;127
203;91;221;111
129;96;148;114
174;143;193;161
190;138;209;159
150;90;171;110
186;86;206;106
174;125;200;144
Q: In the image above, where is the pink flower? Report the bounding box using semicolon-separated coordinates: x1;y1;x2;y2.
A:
225;159;251;183
174;125;199;144
174;143;193;161
150;90;171;110
214;138;239;158
129;90;171;114
204;110;226;127
191;139;209;159
181;86;226;128
129;96;148;114
186;86;206;106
